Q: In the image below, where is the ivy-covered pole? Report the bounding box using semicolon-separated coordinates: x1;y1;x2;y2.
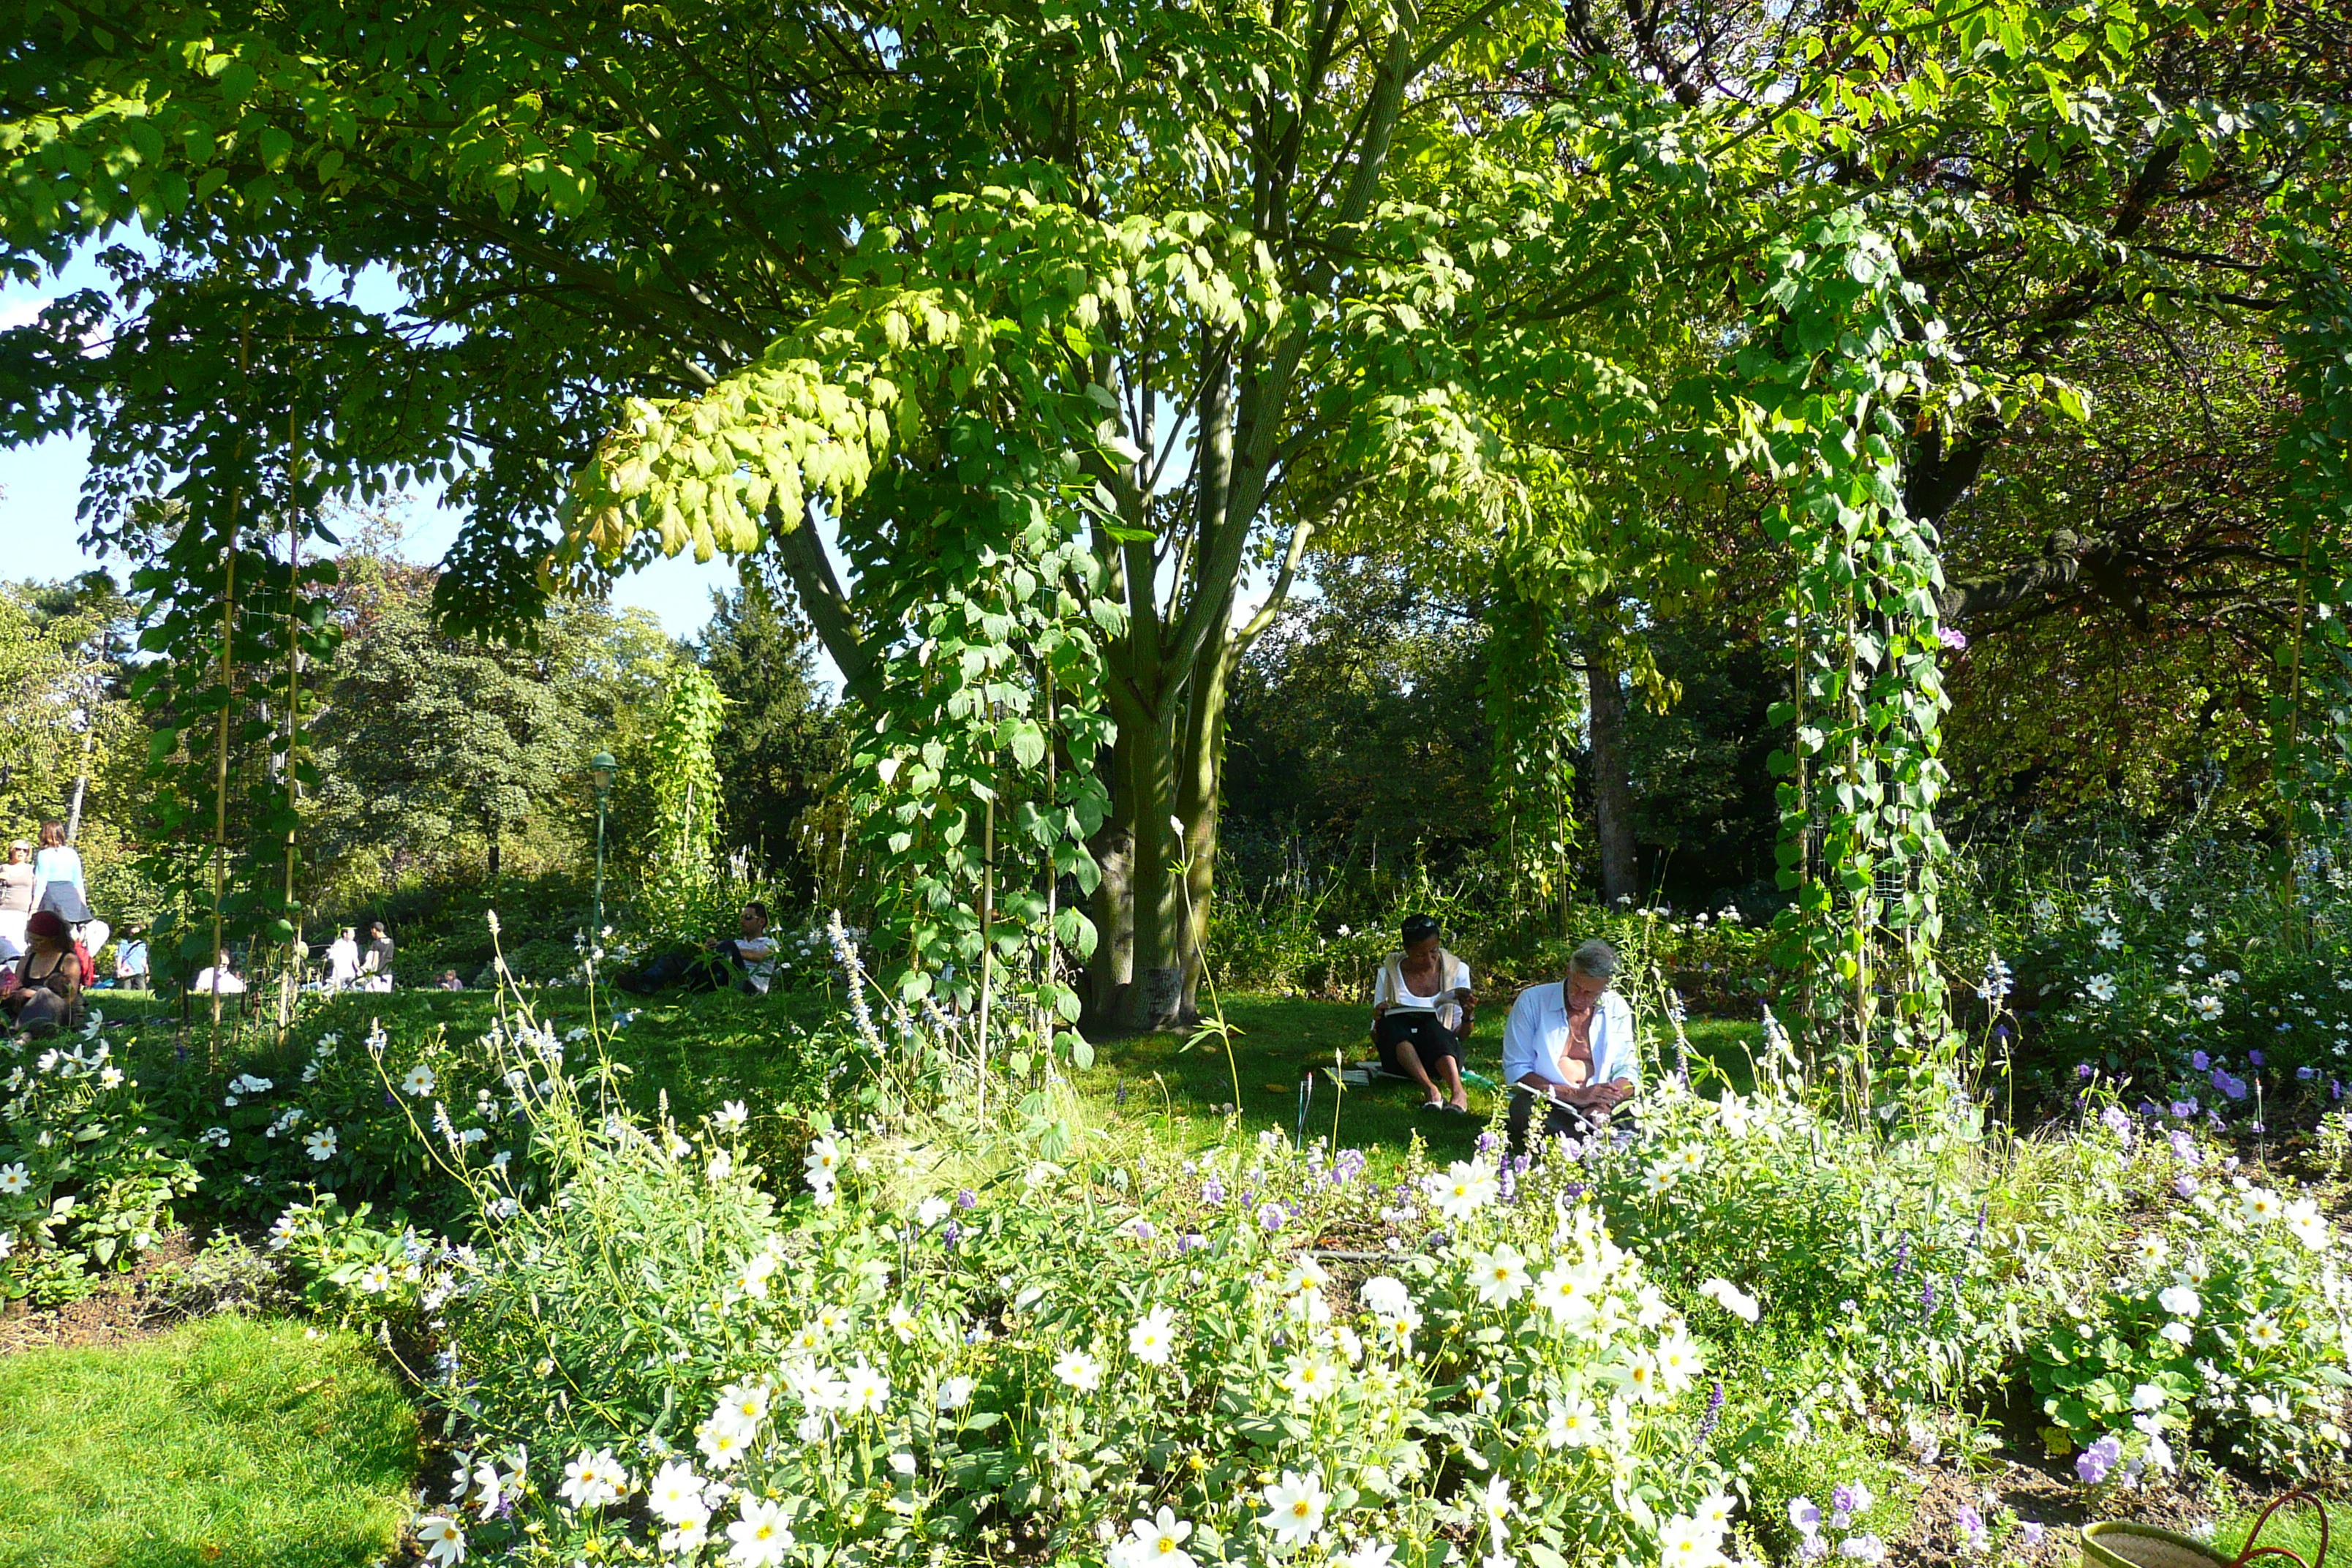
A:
1741;215;1958;1110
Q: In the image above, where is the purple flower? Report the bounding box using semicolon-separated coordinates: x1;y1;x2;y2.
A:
2191;1050;2211;1071
1789;1498;1823;1535
1921;1277;1937;1313
941;1221;962;1248
1891;1237;1910;1282
2077;1063;2095;1081
2174;1174;2200;1198
1475;1131;1499;1156
2168;1129;2201;1164
2253;1121;2267;1134
2100;1106;2134;1142
1831;1482;1868;1515
2216;1070;2249;1101
1179;1231;1207;1253
1335;1149;1368;1183
2076;1434;2123;1485
2333;1079;2344;1101
1994;1024;2011;1041
2299;1066;2318;1082
1956;1504;1984;1534
2021;1523;2046;1549
1199;1179;1226;1207
956;1188;978;1210
1256;1203;1286;1232
1938;625;1970;651
2169;1098;2198;1119
2250;1049;2266;1066
1695;1380;1725;1444
1131;1218;1156;1241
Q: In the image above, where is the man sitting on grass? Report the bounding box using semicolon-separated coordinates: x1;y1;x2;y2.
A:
1501;937;1638;1153
701;902;780;994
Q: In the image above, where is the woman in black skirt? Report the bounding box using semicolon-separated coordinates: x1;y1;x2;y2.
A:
1371;913;1476;1112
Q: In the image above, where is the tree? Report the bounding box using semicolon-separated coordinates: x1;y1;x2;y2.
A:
697;583;845;901
308;550;665;887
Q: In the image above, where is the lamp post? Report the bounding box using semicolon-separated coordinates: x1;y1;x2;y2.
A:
589;751;617;949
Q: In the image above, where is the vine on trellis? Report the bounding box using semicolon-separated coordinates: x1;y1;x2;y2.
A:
1737;215;1959;1104
644;663;728;916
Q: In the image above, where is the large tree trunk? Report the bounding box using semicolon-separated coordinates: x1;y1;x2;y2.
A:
1586;643;1638;907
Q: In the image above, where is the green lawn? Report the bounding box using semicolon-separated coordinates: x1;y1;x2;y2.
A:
0;1316;419;1568
99;980;1761;1168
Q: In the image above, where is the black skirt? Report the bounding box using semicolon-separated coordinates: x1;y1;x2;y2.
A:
1374;1009;1466;1075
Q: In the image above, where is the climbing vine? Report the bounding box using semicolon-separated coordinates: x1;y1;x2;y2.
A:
1737;216;1959;1098
644;663;727;913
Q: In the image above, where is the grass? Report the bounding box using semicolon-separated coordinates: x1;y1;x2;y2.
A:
97;981;1763;1169
0;1315;419;1568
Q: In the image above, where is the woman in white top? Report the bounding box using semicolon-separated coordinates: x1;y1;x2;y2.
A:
1371;912;1477;1113
29;820;89;923
325;928;361;990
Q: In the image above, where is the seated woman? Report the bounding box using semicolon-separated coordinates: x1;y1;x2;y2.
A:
1501;937;1638;1153
2;911;85;1034
1371;913;1476;1113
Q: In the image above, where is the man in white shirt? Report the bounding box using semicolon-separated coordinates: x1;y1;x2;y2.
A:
192;953;247;996
1500;938;1640;1153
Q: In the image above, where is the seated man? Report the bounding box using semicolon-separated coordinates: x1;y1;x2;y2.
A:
1371;913;1476;1113
1501;938;1639;1153
700;902;780;994
191;951;247;997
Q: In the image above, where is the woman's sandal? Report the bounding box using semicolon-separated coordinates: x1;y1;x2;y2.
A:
1419;1099;1445;1112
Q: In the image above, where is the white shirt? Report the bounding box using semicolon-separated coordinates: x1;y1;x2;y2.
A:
192;965;246;995
326;937;361;984
1373;951;1471;1031
1501;982;1638;1093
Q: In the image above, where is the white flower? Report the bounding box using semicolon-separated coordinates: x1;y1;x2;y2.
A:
739;1247;782;1300
199;1126;230;1148
358;1262;393;1294
1424;1158;1498;1221
304;1127;338;1161
713;1099;749;1131
2242;1188;2283;1224
647;1461;711;1527
937;1376;976;1410
1659;1514;1728;1567
2133;1233;2168;1267
1642;1164;1679;1197
1052;1349;1103;1392
2085;973;2118;1003
706;1150;735;1183
1113;1507;1197;1568
2130;1382;2167;1412
916;1195;951;1226
696;1420;751;1469
2097;927;2123;950
726;1496;796;1567
1338;1543;1398;1568
1258;1470;1329;1548
1128;1305;1179;1365
1654;1330;1704;1394
1692;1492;1735;1537
2286;1199;2332;1251
0;1164;29;1196
715;1379;772;1433
2160;1321;2194;1346
804;1136;841;1187
558;1448;630;1510
2246;1315;2284;1352
1697;1277;1760;1322
1277;1354;1340;1406
1468;1244;1531;1306
1532;1262;1601;1328
414;1513;467;1566
840;1359;891;1414
402;1064;437;1097
1544;1395;1601;1448
1360;1276;1412;1319
2159;1284;2202;1319
2194;995;2225;1021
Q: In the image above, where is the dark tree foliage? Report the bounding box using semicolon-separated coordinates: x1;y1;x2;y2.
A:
696;582;844;902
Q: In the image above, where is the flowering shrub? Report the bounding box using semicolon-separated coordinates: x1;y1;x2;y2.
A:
2029;1167;2352;1478
346;987;1756;1567
0;1021;201;1305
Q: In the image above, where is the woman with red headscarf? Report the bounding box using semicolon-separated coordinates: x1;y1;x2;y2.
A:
2;910;83;1032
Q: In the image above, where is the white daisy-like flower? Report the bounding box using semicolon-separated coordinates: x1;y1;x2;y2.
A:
0;1163;30;1196
1278;1354;1339;1406
1114;1506;1197;1568
1543;1395;1601;1449
1360;1276;1412;1319
2246;1315;2285;1352
1468;1243;1531;1306
1258;1469;1329;1548
647;1460;711;1527
358;1262;393;1294
840;1358;891;1414
1052;1349;1103;1392
1128;1305;1179;1366
402;1064;437;1097
303;1127;339;1161
413;1513;467;1566
726;1495;795;1567
557;1448;630;1510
